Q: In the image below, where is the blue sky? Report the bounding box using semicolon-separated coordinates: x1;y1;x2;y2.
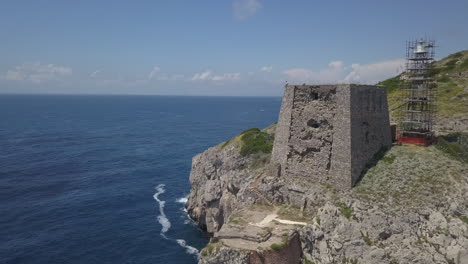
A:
1;0;467;96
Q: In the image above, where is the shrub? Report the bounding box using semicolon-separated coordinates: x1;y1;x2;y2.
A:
444;59;458;72
270;236;289;250
382;154;396;165
460;59;468;70
360;230;373;246
436;133;468;163
239;128;274;156
448;52;463;59
336;202;353;219
460;216;468;225
270;243;285;250
377;75;403;94
438;75;450;83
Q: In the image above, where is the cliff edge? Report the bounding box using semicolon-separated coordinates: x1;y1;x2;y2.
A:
186;79;468;263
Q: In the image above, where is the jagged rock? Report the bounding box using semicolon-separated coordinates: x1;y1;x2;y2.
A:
187;123;468;263
199;247;250;264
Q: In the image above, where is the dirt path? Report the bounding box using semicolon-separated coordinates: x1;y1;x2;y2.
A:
249;213;307;227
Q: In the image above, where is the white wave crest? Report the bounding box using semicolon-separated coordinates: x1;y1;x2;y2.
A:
175;196;188;204
153;184;199;259
176;239;200;258
153;184;171;235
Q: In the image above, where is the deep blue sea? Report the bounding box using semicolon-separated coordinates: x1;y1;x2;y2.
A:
0;95;281;264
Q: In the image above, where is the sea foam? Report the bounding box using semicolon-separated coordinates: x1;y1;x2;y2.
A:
176;239;200;258
153;184;171;235
154;184;199;259
175;196;188;204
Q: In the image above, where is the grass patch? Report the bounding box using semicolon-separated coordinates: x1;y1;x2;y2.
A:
336;202;353;219
270;236;289;251
360;230;374;246
448;52;464;59
303;257;315;264
460;216;468;225
201;242;221;257
229;212;248;225
377;75;403;94
270;243;285;250
239;128;274;156
221;139;231;149
438;75;450;83
436;133;468;163
444;59;458;72
381;154;396;165
460;59;468;70
278;205;309;222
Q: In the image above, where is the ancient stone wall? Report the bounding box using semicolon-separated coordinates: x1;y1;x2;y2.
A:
271;84;391;190
350;86;391;185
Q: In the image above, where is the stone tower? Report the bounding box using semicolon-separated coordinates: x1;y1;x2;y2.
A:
271;84;392;190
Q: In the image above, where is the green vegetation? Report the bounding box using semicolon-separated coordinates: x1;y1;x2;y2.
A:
303;257;315;264
381;154;396;165
270;243;285;250
270;236;289;250
220;139;231;149
460;216;468;225
336;202;353;219
360;230;374;246
239;128;274;156
377;74;404;94
201;242;221;257
354;144;467;210
438;75;450;83
229;212;248;225
436;133;468;163
278;205;310;222
381;50;468;121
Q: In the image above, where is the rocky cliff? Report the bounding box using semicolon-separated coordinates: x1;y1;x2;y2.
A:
187;124;468;263
187;50;468;263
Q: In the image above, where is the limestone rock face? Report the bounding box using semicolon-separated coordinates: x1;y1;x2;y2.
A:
187;84;468;264
199;247;251;264
186;143;252;234
186;126;275;234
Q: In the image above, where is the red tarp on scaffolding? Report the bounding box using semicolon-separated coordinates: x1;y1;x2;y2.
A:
397;136;435;146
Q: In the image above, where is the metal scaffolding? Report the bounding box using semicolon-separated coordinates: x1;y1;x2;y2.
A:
398;39;437;145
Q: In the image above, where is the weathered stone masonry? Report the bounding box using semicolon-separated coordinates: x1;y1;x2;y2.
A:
271;84;392;190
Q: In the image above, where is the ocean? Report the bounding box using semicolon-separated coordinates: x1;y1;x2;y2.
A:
0;95;281;264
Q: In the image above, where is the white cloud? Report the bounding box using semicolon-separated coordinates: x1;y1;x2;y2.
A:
283;59;404;84
260;65;273;72
344;59;405;84
1;62;72;83
90;70;101;77
148;66;161;80
283;60;345;84
328;60;344;69
233;0;262;20
191;70;240;81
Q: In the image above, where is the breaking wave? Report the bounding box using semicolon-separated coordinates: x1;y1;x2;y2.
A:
153;184;171;237
176;239;200;257
175;196;188;204
153;184;200;259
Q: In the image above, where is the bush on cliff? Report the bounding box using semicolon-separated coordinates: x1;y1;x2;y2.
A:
436;132;468;163
239;128;274;156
